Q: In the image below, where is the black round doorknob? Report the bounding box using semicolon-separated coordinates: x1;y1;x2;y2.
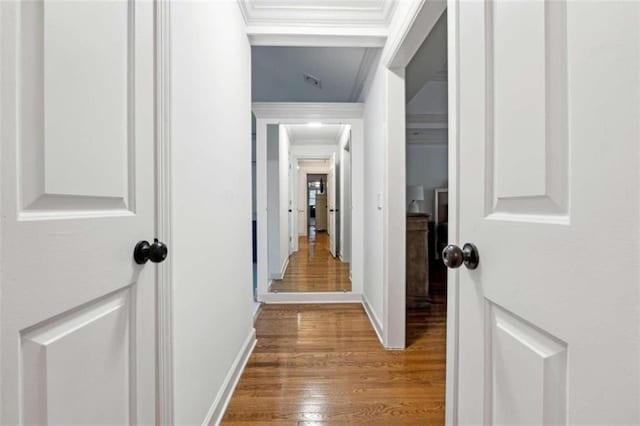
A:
442;245;464;268
442;243;479;270
134;238;168;265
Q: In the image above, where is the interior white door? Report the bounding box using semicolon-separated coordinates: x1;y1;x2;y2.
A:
329;153;337;257
455;1;639;424
1;1;157;424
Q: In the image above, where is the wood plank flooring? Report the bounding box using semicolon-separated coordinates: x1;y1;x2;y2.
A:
270;229;351;293
222;290;447;425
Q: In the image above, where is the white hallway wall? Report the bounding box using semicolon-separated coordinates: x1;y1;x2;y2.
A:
361;56;386;331
406;79;449;215
338;127;352;263
278;126;291;270
171;1;254;424
267;124;281;277
406;144;448;215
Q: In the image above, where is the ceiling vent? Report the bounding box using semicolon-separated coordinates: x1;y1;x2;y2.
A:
303;73;322;89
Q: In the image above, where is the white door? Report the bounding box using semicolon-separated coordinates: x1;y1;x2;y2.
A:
1;1;157;424
328;153;338;257
454;1;639;424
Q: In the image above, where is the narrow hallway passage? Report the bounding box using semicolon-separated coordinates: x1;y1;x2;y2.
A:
271;228;351;293
223;294;446;424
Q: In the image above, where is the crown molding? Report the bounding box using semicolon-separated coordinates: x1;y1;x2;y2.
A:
253;102;364;120
246;26;387;47
239;0;397;28
349;48;380;101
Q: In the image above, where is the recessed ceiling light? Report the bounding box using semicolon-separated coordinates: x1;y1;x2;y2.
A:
308;122;322;128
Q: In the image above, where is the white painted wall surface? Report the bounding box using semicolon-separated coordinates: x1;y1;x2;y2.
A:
338;127;352;262
361;57;386;328
406;144;448;215
267;125;281;277
278;126;290;274
170;1;254;423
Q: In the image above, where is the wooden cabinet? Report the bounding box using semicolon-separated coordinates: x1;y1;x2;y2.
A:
406;213;430;308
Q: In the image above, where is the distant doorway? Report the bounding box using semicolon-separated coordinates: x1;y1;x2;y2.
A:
307;174;327;235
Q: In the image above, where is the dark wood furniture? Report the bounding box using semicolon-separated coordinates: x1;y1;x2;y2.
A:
406;213;430;308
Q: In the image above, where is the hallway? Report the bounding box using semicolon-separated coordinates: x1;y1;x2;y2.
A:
223;293;447;424
271;229;351;293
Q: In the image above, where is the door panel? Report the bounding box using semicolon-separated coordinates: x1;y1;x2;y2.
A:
486;0;568;219
457;0;639;424
487;302;567;425
1;1;156;424
19;0;135;215
22;289;133;425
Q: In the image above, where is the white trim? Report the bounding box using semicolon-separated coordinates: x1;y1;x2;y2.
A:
384;0;460;423
362;295;384;346
349;48;381;102
382;0;446;69
253;102;364;120
270;256;289;280
247;30;386;48
259;292;362;304
252;302;262;324
204;328;257;426
237;0;397;32
444;1;460;424
155;0;174;423
382;67;407;350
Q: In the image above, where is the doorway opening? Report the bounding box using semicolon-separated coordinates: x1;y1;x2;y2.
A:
404;8;449;347
307;173;327;235
267;124;353;294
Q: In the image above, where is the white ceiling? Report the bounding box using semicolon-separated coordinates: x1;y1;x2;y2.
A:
239;0;397;28
285;124;344;145
252;46;379;102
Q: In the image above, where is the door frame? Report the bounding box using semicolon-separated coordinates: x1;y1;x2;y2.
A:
155;0;174;423
382;0;459;423
253;103;364;304
297;158;332;242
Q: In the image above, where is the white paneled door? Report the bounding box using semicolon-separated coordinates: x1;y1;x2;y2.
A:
454;0;639;424
1;1;157;424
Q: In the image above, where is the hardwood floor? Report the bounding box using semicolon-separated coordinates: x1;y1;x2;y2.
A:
270;228;351;293
222;290;447;425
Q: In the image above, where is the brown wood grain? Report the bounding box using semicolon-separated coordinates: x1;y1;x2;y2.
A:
223;291;447;425
271;231;351;293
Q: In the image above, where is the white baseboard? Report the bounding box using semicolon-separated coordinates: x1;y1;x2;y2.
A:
362;294;384;346
280;256;289;278
204;328;257;426
269;256;290;280
258;291;363;304
252;302;262;324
